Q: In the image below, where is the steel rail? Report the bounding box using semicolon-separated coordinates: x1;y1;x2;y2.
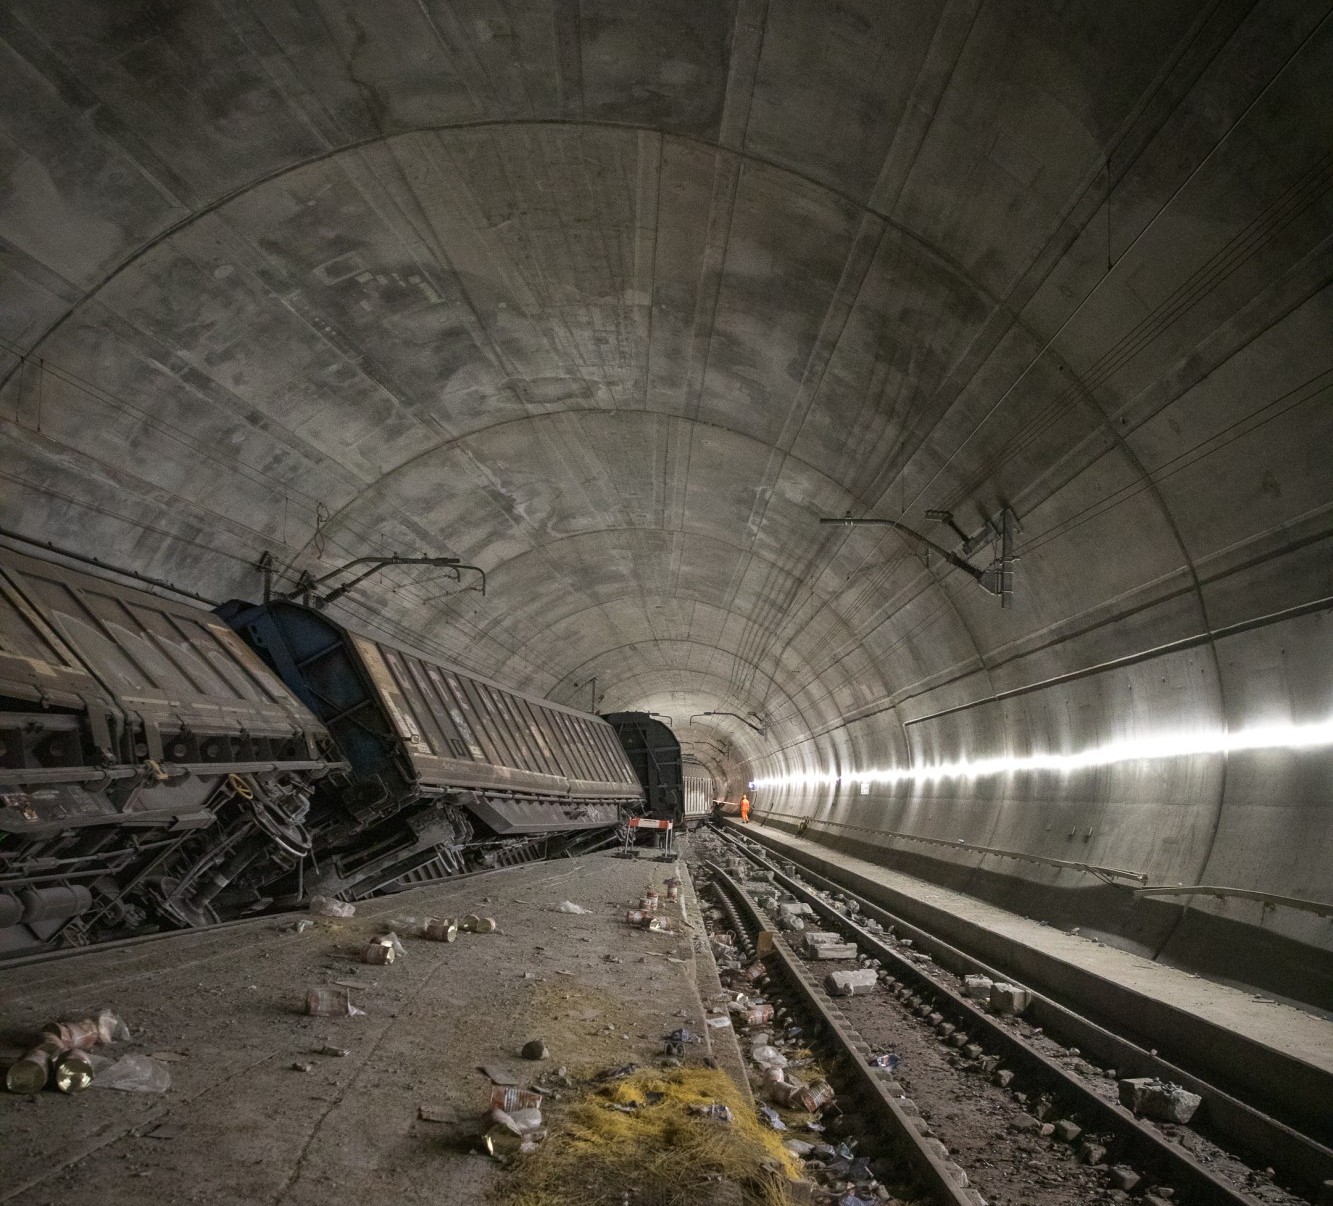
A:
711;830;1305;1206
706;861;980;1206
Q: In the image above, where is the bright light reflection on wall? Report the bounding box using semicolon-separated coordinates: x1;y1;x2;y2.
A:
750;717;1333;791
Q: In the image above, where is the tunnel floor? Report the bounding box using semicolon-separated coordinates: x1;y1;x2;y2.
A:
0;848;729;1206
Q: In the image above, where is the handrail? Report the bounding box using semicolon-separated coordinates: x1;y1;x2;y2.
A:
1133;885;1333;918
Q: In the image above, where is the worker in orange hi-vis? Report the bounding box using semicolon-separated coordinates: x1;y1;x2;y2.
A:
739;793;751;823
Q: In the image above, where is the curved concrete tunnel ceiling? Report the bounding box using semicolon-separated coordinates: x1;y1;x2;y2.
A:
2;1;1331;986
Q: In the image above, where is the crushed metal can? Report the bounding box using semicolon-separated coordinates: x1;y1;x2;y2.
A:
664;877;681;902
42;1018;101;1051
422;918;459;942
5;1038;64;1094
644;916;672;933
743;1003;774;1027
41;1009;127;1050
793;1080;835;1112
626;909;648;925
484;1121;524;1158
361;940;394;965
53;1049;95;1093
490;1086;543;1113
470;916;497;934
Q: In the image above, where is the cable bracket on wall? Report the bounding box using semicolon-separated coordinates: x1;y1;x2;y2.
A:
263;554;487;608
821;506;1019;608
690;711;767;736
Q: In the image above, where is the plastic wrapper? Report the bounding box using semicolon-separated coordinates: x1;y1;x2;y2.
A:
90;1053;171;1094
556;901;589;914
308;896;355;918
751;1044;788;1068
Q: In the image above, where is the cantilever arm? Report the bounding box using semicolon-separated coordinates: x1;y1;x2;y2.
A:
818;517;985;583
689;710;766;736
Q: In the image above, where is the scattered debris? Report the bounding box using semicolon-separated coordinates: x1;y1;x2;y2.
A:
483;1064;521;1085
6;1040;61;1093
305;987;361;1017
751;1044;788;1069
989;981;1033;1015
962;974;994;1000
825;968;878;996
689;1102;734;1123
53;1050;95;1093
308;895;355;918
7;1009;132;1093
361;937;396;964
556;901;590;914
92;1053;172;1093
43;1009;130;1050
142;1122;185;1140
417;1105;456;1124
1119;1077;1203;1123
316;1046;349;1058
423;917;459;942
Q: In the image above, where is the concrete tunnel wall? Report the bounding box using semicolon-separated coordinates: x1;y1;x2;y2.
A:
0;1;1330;1002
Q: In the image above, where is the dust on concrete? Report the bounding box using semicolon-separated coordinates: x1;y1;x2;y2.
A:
0;851;730;1206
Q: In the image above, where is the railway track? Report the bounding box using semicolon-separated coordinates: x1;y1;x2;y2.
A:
693;827;1326;1206
704;859;982;1205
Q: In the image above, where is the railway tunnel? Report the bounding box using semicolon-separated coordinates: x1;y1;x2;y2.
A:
0;2;1330;1204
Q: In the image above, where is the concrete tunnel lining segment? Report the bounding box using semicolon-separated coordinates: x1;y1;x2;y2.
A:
0;0;1330;1000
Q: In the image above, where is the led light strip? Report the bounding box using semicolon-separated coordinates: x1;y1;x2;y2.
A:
750;717;1333;790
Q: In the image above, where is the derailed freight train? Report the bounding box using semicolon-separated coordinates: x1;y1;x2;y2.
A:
0;548;643;957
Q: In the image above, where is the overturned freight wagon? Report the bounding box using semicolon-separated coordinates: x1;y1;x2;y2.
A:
217;599;645;899
602;712;683;823
0;549;340;957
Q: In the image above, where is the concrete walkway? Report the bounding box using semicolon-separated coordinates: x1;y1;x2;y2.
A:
0;851;726;1206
